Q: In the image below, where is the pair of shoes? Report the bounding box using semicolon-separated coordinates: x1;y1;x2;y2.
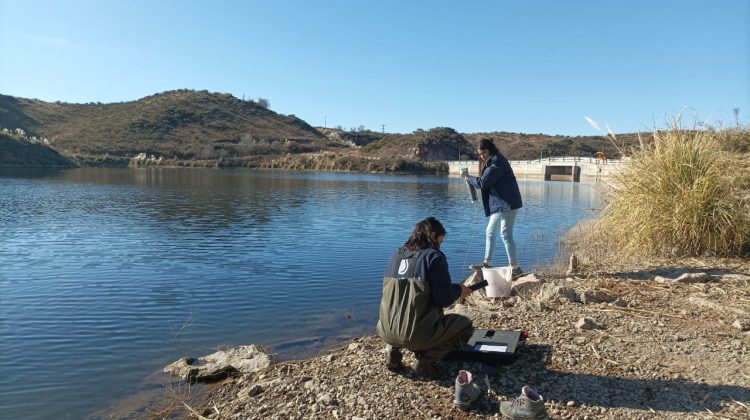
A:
499;386;549;419
469;262;491;270
414;358;436;378
384;344;403;371
511;267;524;280
454;370;482;410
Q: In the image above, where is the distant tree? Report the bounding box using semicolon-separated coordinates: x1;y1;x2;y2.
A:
257;98;270;109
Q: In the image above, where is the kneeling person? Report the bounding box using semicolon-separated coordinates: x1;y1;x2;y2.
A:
376;217;474;377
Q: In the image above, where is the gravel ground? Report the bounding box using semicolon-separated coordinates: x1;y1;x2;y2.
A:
189;259;750;419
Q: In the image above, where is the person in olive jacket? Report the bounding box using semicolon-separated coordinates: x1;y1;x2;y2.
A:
462;138;524;278
376;217;473;378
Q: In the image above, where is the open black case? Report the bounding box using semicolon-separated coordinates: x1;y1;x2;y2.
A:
447;329;527;364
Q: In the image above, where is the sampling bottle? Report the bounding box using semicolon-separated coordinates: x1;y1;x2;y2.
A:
460;167;478;203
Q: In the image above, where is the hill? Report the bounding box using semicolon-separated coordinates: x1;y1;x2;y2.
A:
1;90;647;172
0;90;339;160
0;133;75;167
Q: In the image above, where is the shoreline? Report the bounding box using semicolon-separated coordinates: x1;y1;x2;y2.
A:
147;257;750;419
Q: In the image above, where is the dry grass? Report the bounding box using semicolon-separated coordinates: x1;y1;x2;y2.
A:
570;125;750;263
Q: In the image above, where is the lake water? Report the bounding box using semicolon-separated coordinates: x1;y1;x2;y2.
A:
0;167;604;419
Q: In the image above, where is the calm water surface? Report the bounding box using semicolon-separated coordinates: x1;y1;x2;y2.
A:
0;167;604;419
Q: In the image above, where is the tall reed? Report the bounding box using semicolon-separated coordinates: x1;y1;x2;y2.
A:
591;126;749;259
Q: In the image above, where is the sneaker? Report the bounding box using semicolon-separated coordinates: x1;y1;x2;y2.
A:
414;358;436;378
511;267;524;280
499;386;549;419
469;262;491;270
454;370;482;410
384;344;403;371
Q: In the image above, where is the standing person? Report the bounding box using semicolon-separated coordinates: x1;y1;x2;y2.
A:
376;217;474;378
461;138;524;278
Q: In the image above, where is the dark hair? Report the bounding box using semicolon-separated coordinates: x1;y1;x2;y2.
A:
404;217;446;251
477;138;500;175
478;138;499;155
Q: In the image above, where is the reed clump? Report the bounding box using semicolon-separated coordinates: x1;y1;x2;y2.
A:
582;126;750;261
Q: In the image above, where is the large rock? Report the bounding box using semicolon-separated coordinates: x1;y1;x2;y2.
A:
164;344;277;382
512;274;544;295
655;272;713;284
538;284;581;303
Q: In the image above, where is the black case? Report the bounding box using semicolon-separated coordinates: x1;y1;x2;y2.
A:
447;329;526;364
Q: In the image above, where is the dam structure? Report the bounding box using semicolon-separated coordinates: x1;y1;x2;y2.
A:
447;156;625;182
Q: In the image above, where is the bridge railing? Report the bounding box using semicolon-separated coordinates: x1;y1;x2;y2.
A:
448;157;623;165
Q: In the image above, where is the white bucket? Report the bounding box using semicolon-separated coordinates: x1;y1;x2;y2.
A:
481;266;513;298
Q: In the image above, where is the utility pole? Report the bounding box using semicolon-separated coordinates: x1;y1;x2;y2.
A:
324;116;327;129
381;124;386;134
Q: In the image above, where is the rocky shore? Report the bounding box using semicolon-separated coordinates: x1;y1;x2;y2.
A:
163;259;750;419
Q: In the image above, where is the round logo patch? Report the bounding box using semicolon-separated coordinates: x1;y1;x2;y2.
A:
398;259;409;276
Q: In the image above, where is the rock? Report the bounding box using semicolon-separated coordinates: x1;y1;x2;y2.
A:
512;274;543;295
676;272;712;284
347;343;362;352
731;319;750;332
238;384;263;398
538;284;580;303
163;345;277;382
581;289;616;304
317;393;333;406
567;255;579;274
611;298;628;307
325;354;337;362
576;317;600;331
567;400;576;407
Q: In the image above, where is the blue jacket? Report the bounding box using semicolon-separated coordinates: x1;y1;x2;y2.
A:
467;153;523;217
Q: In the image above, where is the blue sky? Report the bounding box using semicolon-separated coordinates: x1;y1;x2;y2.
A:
1;0;748;135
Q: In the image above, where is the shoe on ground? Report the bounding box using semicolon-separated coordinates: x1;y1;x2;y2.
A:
499;385;549;419
454;370;482;410
414;358;436;378
384;344;403;371
469;262;491;270
511;267;524;280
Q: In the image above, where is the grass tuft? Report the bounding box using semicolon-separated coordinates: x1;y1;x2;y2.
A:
573;125;750;261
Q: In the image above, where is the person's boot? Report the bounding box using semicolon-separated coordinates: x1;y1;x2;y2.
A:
453;370;482;410
499;386;548;419
414;358;436;378
384;344;403;371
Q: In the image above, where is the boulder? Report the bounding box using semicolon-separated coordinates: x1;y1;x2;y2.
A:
655;272;713;284
538;284;581;303
512;274;543;295
164;344;277;382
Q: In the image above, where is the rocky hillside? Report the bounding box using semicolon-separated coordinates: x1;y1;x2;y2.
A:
0;90;339;160
1;90;648;171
